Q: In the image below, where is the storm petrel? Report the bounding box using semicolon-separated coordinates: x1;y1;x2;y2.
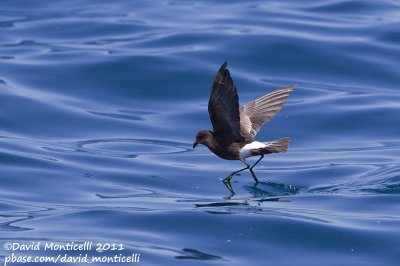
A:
193;62;296;194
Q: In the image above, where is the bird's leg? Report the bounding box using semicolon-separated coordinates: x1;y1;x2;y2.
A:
249;155;264;183
223;160;250;181
222;160;250;194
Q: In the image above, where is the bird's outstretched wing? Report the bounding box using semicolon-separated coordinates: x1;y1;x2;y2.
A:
240;84;296;142
208;62;244;143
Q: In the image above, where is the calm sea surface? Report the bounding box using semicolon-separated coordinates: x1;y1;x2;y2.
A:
1;1;400;265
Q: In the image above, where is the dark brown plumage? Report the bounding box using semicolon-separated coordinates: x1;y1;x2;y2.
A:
193;62;296;194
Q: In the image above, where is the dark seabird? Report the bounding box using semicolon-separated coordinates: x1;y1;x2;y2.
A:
193;62;296;194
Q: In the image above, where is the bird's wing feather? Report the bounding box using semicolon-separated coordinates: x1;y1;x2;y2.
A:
208;62;244;143
240;84;296;142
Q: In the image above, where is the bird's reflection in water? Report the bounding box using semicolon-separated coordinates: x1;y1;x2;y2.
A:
194;181;301;213
244;181;301;199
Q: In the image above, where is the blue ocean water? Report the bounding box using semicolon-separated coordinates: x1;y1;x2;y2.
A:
1;0;400;265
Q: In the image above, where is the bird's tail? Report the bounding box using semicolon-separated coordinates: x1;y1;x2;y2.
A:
263;137;291;153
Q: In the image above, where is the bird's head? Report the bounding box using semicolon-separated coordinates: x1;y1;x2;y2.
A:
193;130;213;149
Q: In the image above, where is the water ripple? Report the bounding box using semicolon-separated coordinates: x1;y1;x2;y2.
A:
48;138;190;158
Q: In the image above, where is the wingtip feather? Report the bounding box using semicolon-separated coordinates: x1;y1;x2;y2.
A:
221;61;228;70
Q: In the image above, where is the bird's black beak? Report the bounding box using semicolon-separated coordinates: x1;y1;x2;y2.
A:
192;141;198;149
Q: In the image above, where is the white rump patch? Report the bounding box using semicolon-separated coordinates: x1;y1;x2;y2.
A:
239;141;267;159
